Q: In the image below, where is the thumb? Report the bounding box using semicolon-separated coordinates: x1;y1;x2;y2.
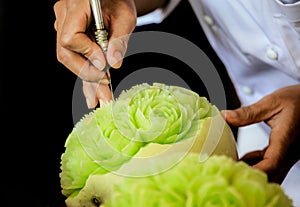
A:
104;0;136;69
221;95;277;127
106;35;130;69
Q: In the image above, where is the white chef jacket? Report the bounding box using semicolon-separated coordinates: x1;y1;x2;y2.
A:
138;0;300;108
137;0;300;206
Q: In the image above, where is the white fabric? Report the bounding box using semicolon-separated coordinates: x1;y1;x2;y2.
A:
137;0;181;26
137;0;300;206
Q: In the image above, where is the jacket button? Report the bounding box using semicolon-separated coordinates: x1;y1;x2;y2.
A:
266;48;278;60
204;15;214;26
242;86;253;95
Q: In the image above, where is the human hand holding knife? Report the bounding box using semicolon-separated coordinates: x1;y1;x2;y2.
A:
54;0;137;108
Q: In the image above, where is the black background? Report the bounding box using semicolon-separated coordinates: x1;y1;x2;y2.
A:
3;1;73;206
1;1;240;206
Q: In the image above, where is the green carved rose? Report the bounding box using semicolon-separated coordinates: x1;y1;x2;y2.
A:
60;83;243;206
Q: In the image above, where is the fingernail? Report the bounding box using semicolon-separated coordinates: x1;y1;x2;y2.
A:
86;98;95;109
99;78;110;85
99;99;106;107
110;51;122;68
99;95;112;106
220;110;226;118
93;59;105;70
224;110;238;118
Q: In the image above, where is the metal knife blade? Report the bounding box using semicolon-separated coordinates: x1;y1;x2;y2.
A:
89;0;114;101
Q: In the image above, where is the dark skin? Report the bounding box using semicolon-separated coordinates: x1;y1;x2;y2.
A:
54;0;300;183
222;84;300;183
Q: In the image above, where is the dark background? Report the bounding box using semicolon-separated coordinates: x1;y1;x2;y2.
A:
3;1;73;206
2;1;239;206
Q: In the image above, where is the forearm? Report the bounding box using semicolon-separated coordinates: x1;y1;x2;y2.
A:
134;0;169;16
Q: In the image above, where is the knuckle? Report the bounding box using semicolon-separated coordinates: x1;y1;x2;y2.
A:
53;0;65;16
59;33;75;49
242;106;255;121
123;0;137;25
81;42;95;57
53;1;60;14
127;12;137;27
56;48;68;65
53;21;57;31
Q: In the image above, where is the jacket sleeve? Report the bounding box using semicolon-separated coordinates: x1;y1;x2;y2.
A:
280;0;299;3
137;0;181;26
275;0;300;35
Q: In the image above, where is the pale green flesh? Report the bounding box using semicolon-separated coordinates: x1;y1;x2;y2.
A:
60;83;293;207
66;154;293;207
60;83;221;196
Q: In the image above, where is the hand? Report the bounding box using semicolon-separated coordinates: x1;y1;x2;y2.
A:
221;84;300;183
53;0;137;108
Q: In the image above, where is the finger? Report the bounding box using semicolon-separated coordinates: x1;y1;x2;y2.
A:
239;140;283;175
54;0;100;81
252;124;295;181
54;0;107;82
57;46;107;82
59;0;107;71
221;94;280;127
83;80;98;109
60;23;107;71
96;82;113;105
240;149;266;166
107;35;130;69
82;80;113;109
105;1;137;68
53;0;67;33
240;147;288;183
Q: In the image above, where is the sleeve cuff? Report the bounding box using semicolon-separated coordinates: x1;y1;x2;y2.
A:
280;0;299;4
137;0;181;26
275;0;300;21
